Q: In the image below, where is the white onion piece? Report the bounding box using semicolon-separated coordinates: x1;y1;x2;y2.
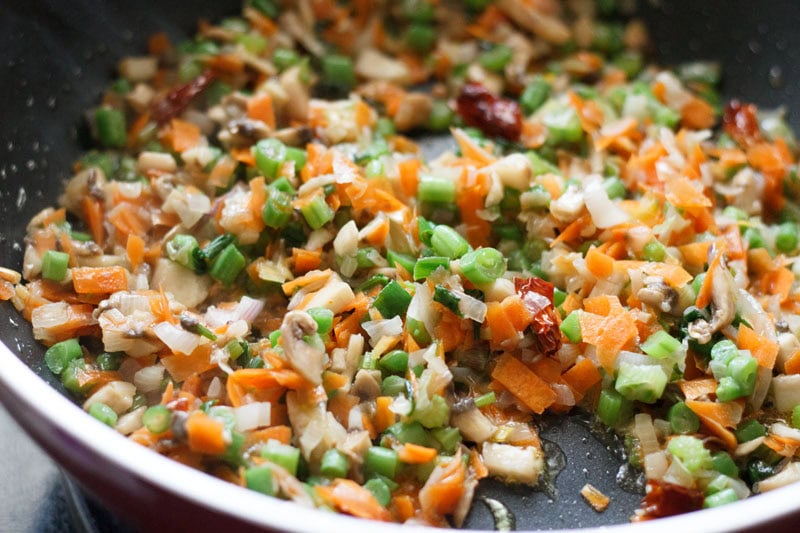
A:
663;454;694;488
115;406;145;435
551;383;576;406
153;322;200;355
454;289;487;323
334;221;359;257
390;396;413;416
633;413;660;456
362;316;403;343
204;307;234;328
583;178;629;229
644;450;668;480
407;282;438;340
771;422;800;442
452;408;496;443
233;296;265;323
771;374;800;412
481;443;543;485
302;275;355;315
207;376;224;399
734;436;765;457
736;288;776;340
234;402;272;432
83;381;136;415
306;228;335;251
756;462;800;493
133;364;165;393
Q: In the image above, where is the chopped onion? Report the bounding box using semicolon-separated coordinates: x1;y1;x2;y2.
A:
31;302;70;342
583;178;630;229
453;289;487;323
390;396;413;416
663;453;694;488
234;402;272;432
137;151;177;173
481;443;543;485
633;413;660;456
771;374;800;412
306;228;335;251
644;450;668;480
233;296;265;323
362;316;403;343
407;282;438;340
551;383;576;406
115;406;145;435
736;288;776;340
756;462;800;493
83;381;136;415
153;322;200;355
133;364;165;393
204;306;234;328
452;408;496;443
207;376;224;399
771;422;800;443
734;436;766;457
302;275;354;315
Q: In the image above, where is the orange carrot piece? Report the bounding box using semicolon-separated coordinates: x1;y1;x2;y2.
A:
161;345;214;383
451;127;495;167
562;358;602;395
168;119;201;152
247;94;276;130
685;400;743;449
550;215;591;248
186;411;228;455
392;495;416;522
126;234;145;270
678;378;718;401
419;452;466;519
586;247;614;279
81;197;105;245
398;443;438;464
696;252;722;309
681;96;716;130
248;176;267;221
665;175;712;209
354;99;374;129
291;248;323;275
374;396;396;434
398;158;421;197
579;307;638;373
785;350;800;375
281;268;332;296
678;241;712;268
615;261;694;287
737;324;779;370
491;354;557;414
246;425;292;447
316;479;391;521
763;267;794;302
72;266;128;294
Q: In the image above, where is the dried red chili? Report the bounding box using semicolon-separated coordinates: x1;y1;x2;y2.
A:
151;70;217;124
637;480;704;520
722;99;762;148
514;277;562;356
456;83;522;141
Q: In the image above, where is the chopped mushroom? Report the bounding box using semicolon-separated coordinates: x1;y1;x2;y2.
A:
496;0;571;44
637;278;679;315
355;48;412;85
280;310;327;385
393;93;434;132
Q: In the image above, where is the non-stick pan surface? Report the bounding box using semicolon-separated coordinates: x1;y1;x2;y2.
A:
2;1;800;530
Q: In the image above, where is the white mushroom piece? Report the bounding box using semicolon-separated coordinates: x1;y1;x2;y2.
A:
280;310;327;385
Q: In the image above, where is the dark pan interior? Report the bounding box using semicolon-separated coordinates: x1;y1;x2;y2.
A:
2;1;800;529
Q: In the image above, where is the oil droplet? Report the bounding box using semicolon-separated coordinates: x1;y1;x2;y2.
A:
769;66;783;89
16;187;26;210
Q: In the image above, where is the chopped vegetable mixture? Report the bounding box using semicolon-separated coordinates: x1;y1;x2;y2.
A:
4;0;800;526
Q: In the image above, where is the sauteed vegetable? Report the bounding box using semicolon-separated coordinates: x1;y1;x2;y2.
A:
4;0;800;526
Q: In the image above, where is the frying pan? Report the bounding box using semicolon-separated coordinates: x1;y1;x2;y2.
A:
2;1;800;531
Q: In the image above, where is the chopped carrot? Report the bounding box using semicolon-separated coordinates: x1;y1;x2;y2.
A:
398;158;421;197
248;176;267;221
281;268;332;296
685;400;743;450
185;411;228;455
419;452;466;520
579;303;638;372
678;241;712;268
550;215;591;248
354;99;374;129
291;248;323;275
491;354;557;414
126;234;145;270
231;147;256;167
161;344;214;382
681;96;716;130
665;175;712;209
81;197;105;245
678;378;718;401
147;32;171;56
72;266;128;294
166;119;201;152
696;251;722;309
374;396;396;433
451;127;495;167
392;495;416;522
398;443;438;465
762;267;794;302
245;425;292;447
585;247;615;278
784;350;800;375
561;358;602;396
316;479;391;521
247;94;276;130
737;324;779;370
322;371;349;394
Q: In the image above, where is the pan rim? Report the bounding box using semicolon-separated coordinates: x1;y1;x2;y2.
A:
0;336;798;532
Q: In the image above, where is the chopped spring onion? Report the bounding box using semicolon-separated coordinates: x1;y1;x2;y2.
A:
474;391;496;408
459;247;506;285
261;440;301;476
94;106;127;148
166;234;202;271
307;307;334;335
597;389;628;427
364;446;399;479
735;420;766;443
614;363;667;404
89;402;118;427
320;448;350;478
301;194;334;230
209;243;246;286
418;175;455;204
668;402;700;434
641;331;681;359
379;350;409;374
642;240;667;262
322;54;355;88
520;76;550;115
262;189;293;229
245;465;275;496
479;44;513;72
431;225;469;259
373;281;412;319
142;404;172;434
560;311;582;343
363;477;391;506
41;250;70;281
44;339;83;375
667;435;712;472
253;139;287;178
